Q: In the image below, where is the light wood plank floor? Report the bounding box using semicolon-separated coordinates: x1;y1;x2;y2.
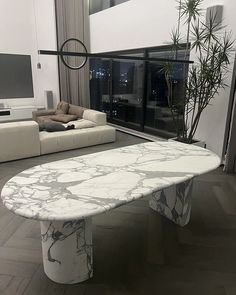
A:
0;131;235;295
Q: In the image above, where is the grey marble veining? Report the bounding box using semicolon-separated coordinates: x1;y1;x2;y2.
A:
40;218;92;284
1;141;220;222
149;179;194;226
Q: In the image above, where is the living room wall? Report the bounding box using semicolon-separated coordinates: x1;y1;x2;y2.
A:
0;0;60;108
90;0;234;159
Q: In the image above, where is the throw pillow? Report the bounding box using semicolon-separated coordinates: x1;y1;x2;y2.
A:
38;123;45;131
51;114;78;123
68;104;87;118
43;122;66;132
56;101;69;115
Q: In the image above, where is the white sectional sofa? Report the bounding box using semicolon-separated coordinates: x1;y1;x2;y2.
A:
40;124;115;155
0;108;116;163
0;121;41;162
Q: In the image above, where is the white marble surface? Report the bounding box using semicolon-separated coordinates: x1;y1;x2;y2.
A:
149;179;194;226
41;218;92;284
1;141;220;222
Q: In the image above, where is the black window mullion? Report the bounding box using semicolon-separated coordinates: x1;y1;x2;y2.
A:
140;49;148;132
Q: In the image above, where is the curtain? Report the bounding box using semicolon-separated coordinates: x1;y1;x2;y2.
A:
55;0;90;107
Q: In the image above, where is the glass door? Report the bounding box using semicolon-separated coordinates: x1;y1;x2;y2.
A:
144;49;186;138
90;58;111;118
110;57;144;131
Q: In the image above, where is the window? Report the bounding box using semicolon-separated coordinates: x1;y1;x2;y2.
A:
89;0;130;15
90;44;189;138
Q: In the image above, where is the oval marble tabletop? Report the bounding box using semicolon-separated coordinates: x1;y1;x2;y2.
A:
1;141;220;222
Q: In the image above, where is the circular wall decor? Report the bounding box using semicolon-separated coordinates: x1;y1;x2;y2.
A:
60;38;88;70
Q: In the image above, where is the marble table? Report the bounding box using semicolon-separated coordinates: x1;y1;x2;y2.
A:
1;141;220;284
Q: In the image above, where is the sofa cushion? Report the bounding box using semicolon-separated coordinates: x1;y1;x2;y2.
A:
37;116;54;124
40;122;66;132
33;110;56;122
66;119;96;129
38;123;45;131
0;121;40;162
51;114;78;123
68;104;86;118
40;125;116;155
82;109;106;126
56;101;69;115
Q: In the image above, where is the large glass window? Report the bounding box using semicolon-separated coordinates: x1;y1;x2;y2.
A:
90;58;110;117
144;49;187;137
90;45;189;138
89;0;130;15
111;57;143;129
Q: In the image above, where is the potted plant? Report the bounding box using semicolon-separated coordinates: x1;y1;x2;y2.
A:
165;0;234;144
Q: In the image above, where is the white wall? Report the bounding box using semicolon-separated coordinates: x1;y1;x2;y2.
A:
90;0;179;52
0;0;59;108
192;0;230;159
90;0;235;158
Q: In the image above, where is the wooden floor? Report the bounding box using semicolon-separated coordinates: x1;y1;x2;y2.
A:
0;131;236;295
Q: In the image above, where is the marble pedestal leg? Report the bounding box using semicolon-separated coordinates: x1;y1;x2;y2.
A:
40;218;93;284
149;179;194;227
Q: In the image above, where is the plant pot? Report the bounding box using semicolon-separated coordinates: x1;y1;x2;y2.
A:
168;137;206;148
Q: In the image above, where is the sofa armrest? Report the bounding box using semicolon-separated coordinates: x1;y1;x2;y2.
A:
32;109;56;121
82;109;107;126
0;121;40;162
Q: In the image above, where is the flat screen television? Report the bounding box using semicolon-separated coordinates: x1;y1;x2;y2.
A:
0;53;34;99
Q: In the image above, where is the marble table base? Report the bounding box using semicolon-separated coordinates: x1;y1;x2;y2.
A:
149;179;194;227
40;218;93;284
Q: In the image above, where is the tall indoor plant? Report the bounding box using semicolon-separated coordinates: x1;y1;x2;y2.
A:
166;0;234;144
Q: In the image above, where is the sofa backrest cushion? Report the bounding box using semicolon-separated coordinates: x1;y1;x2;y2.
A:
56;101;69;114
37;116;54;124
82;109;106;126
68;104;87;118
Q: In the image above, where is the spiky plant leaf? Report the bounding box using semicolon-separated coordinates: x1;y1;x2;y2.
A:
166;0;234;142
178;0;203;23
191;20;206;52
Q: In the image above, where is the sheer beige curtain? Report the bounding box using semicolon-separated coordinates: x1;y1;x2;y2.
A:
55;0;90;107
